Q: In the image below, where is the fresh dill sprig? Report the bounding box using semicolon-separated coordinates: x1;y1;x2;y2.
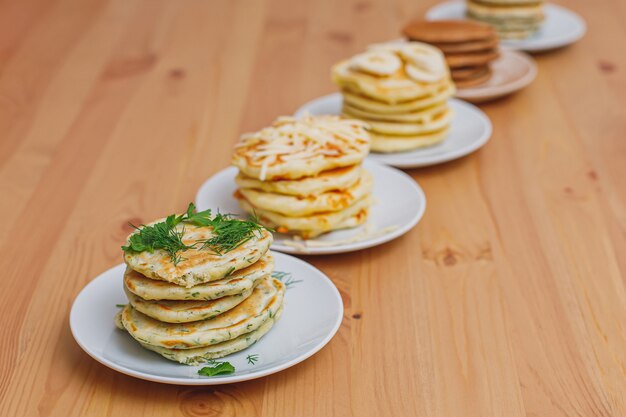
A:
246;354;259;365
121;203;269;265
271;271;302;289
197;213;268;255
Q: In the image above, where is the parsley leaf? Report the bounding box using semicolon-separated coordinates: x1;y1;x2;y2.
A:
197;361;235;377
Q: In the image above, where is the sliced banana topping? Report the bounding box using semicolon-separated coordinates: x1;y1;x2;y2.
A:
398;43;446;83
350;50;402;76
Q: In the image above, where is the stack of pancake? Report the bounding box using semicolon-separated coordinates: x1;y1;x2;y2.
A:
115;217;285;366
466;0;544;39
232;115;372;239
402;20;499;89
332;41;455;153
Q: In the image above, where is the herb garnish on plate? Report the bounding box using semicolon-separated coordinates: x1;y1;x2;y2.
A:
197;360;236;377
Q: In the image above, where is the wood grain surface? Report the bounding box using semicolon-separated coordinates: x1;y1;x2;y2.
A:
0;0;624;416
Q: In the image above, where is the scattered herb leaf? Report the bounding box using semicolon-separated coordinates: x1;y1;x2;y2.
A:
115;304;126;308
272;271;302;289
197;361;235;377
246;354;259;365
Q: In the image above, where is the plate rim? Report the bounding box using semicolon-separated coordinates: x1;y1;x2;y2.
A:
294;93;493;169
455;48;537;100
69;252;344;385
425;0;587;52
195;159;426;255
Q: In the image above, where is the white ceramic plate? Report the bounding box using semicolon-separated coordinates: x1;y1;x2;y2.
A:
426;1;586;52
456;48;537;103
70;252;343;385
294;93;492;169
195;159;425;255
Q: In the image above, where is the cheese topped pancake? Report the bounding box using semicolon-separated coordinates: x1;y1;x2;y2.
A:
124;253;273;301
239;195;372;239
124;219;272;288
124;283;257;323
120;276;284;349
117;307;283;365
232;115;370;181
235;165;362;197
238;170;373;217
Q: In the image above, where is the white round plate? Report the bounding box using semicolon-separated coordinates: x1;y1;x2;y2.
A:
294;93;492;169
456;49;537;103
70;252;343;385
425;1;586;52
195;159;425;255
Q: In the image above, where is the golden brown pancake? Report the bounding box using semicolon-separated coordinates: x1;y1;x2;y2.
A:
403;19;496;43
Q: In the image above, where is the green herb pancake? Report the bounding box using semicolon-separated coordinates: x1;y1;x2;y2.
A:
115;307;283;365
119;277;285;349
123;252;273;301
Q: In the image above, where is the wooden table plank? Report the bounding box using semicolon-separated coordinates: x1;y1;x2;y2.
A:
0;0;624;416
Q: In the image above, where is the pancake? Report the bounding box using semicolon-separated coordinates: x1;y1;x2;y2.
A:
454;67;492;88
126;307;283;365
124;219;272;288
451;66;488;80
333;60;451;103
235;165;361;197
446;50;499;68
343;101;447;123
123;253;274;301
359;107;452;136
467;0;544;19
239;196;371;239
433;37;499;54
370;128;449;153
342;83;455;114
402;19;496;43
124;281;259;323
120;277;285;349
238;170;373;217
232;115;370;181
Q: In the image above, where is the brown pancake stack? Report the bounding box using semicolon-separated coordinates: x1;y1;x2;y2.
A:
403;20;499;88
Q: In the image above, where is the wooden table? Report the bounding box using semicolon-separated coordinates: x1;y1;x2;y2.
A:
1;0;624;415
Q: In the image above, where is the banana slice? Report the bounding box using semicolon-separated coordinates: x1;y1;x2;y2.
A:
350;50;402;76
399;43;446;83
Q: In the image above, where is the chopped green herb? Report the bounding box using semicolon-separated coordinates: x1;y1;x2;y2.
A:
121;203;269;265
115;304;126;308
224;266;236;277
197;361;235;377
272;271;302;289
246;354;259;365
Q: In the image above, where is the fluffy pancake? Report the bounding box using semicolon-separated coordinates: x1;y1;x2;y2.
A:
433;37;499;54
451;66;488;79
343;101;447;123
370;129;449;153
235;165;361;197
118;307;283;365
239;196;371;239
232;115;370;181
333;61;452;103
342;84;455;114
120;277;285;349
454;67;492;88
360;107;452;136
402;19;496;43
467;0;544;19
124;220;272;288
238;170;372;217
124;283;258;323
124;253;273;301
446;50;499;68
